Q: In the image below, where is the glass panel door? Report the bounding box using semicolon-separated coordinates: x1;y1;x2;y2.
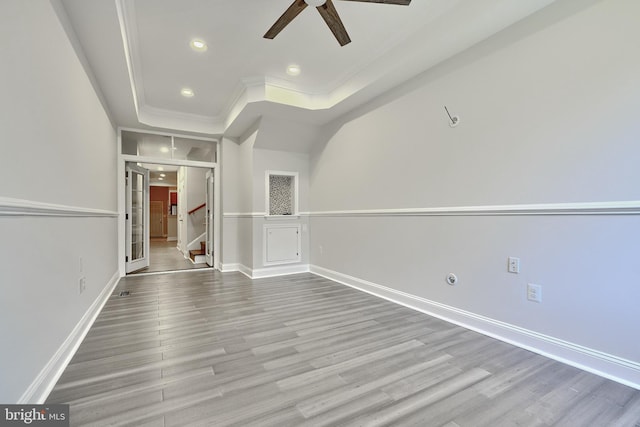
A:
126;163;150;273
205;169;214;266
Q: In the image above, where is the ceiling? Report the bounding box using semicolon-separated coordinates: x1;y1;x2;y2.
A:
58;0;557;139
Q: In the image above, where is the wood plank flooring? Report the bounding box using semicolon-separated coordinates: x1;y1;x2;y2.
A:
47;271;640;426
129;239;208;275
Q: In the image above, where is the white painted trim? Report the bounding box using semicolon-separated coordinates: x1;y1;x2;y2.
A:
265;215;300;220
252;264;310;279
265;170;299;216
117;128;221;277
115;1;224;134
0;197;118;218
118;126;219;143
220;263;309;279
220;263;240;273
223;212;308;219
310;265;640;390
121;154;217;170
308;201;640;217
18;271;121;404
238;264;253;279
126;267;214;277
223;212;266;218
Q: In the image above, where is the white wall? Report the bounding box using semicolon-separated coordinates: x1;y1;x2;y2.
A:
309;0;640;386
0;0;118;402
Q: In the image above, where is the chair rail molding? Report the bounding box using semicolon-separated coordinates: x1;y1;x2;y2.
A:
307;201;640;217
0;197;118;218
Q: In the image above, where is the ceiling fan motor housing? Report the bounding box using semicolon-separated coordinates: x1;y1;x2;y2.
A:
266;0;412;46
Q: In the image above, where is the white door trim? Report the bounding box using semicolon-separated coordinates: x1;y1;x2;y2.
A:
117;128;220;276
125;163;150;273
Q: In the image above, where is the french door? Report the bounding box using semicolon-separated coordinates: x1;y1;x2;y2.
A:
125;163;150;273
205;170;214;266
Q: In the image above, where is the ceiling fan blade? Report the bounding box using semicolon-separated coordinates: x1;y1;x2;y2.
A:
338;0;411;5
264;0;308;39
317;0;351;46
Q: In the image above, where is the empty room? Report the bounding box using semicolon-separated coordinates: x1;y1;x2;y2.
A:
1;0;639;425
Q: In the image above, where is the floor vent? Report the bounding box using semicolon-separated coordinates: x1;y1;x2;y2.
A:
119;291;130;297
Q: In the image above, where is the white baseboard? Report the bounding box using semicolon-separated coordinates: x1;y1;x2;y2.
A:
220;263;309;280
18;271;121;404
220;263;240;273
310;265;640;390
251;264;310;279
166;237;177;242
238;264;253;278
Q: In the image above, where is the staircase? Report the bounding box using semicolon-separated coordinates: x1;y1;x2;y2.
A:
189;241;207;264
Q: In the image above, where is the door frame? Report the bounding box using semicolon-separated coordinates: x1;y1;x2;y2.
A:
117;128;220;277
125;163;150;273
205;169;216;266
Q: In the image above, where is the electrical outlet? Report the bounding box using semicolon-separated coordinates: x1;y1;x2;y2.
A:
319;245;324;255
527;283;542;303
508;257;520;273
79;277;86;294
79;256;84;273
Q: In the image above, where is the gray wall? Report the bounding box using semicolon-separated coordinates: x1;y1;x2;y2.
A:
251;147;310;270
221;130;257;270
221;121;311;273
0;0;118;402
308;0;640;381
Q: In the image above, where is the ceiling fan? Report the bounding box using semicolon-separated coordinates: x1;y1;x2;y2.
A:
264;0;412;47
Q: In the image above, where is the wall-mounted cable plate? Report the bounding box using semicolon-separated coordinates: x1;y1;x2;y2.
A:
446;273;458;285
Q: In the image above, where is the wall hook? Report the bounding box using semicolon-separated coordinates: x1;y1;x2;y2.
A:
444;106;460;128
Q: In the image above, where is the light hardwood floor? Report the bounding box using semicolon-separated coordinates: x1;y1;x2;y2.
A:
47;271;640;426
129;239;208;275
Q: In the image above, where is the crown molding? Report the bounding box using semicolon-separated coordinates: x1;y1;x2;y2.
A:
115;0;559;136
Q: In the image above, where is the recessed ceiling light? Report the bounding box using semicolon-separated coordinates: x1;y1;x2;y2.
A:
160;147;169;153
286;64;301;76
181;88;195;98
160;173;166;177
157;166;164;171
190;39;208;52
158;177;164;181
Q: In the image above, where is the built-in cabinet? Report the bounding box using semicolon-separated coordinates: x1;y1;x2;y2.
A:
263;170;301;266
263;224;301;266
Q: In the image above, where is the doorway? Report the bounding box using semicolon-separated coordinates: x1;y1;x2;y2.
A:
124;162;216;275
118;128;220;277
